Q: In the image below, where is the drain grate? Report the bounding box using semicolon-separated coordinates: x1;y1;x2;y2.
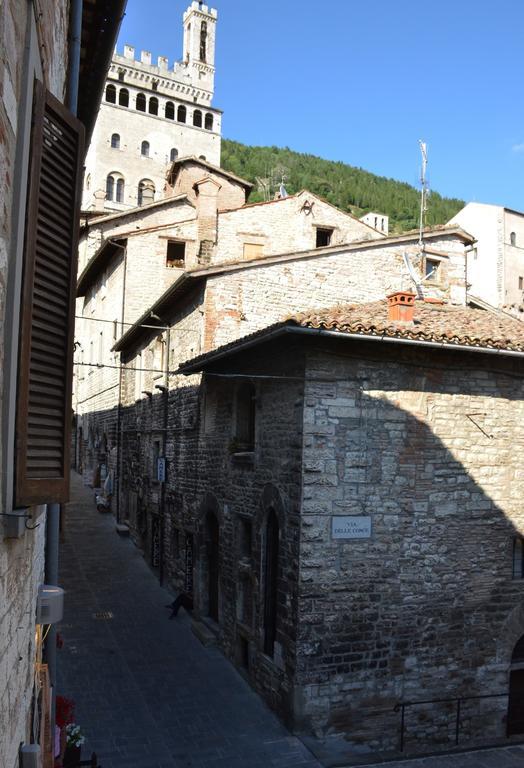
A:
92;611;114;620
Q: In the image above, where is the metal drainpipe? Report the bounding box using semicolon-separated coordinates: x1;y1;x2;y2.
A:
159;328;170;586
44;0;83;746
115;245;128;524
67;0;83;114
44;503;60;753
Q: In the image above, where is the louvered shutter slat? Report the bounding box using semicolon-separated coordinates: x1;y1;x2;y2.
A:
15;82;84;506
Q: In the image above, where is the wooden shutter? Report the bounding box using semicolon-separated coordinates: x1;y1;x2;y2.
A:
15;81;85;507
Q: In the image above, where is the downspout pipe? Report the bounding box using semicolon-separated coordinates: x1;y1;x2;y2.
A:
46;0;82;746
67;0;83;114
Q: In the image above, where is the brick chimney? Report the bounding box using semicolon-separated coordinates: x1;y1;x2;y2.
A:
387;291;416;322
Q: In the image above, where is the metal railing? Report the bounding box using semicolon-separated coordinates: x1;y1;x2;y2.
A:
394;692;508;752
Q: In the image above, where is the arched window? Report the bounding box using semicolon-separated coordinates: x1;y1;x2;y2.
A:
511;232;517;247
105;84;116;103
177;105;187;123
200;20;208;62
106;175;114;200
136;93;146;112
141;140;150;157
205;113;213;131
263;509;279;657
116;178;125;203
85;174;91;190
106;173;124;203
165;101;175;120
119;88;129;107
193;109;202;128
170;148;178;163
111;133;120;149
138;179;155;206
149;96;159;116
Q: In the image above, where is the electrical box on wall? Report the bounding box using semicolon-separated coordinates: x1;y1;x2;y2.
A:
3;508;28;538
20;743;41;768
36;585;64;624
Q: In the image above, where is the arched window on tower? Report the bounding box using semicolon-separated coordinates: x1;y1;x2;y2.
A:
141;140;150;157
136;93;146;112
170;148;178;163
200;20;207;62
106;175;114;200
511;232;517;247
116;178;125;203
165;101;175;120
205;113;213;131
149;96;159;116
193;110;202;128
138;179;155;206
177;105;187;123
111;133;120;149
119;88;129;107
106;173;125;202
263;508;279;658
105;84;116;103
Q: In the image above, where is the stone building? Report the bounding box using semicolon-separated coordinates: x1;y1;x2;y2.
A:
175;296;524;753
360;211;389;236
82;2;221;213
73;164;388;491
0;1;124;765
448;202;524;316
107;224;472;596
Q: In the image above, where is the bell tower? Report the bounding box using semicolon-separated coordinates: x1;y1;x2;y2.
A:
183;2;217;97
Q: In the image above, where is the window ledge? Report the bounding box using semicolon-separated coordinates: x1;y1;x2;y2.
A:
231;451;254;466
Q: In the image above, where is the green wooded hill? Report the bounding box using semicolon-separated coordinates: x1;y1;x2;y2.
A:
221;139;464;234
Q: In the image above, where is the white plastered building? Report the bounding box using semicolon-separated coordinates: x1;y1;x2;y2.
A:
449;202;524;314
82;1;221;213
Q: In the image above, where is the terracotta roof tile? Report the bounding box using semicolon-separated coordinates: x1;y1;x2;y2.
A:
179;299;524;372
291;300;524;352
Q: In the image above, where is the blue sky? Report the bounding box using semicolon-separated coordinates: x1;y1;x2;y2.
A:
118;0;524;209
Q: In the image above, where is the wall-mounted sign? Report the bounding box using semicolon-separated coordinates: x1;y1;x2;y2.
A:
157;457;166;483
332;516;371;540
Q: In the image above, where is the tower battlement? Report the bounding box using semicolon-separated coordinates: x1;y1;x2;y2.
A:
183;2;217;20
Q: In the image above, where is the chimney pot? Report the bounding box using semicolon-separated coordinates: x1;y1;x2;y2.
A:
387;291;416;322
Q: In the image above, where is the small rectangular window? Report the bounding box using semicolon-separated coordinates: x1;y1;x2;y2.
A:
243;242;263;260
166;241;185;268
514;537;524;579
238;516;252;558
519;277;523;291
425;258;441;281
113;319;119;340
316;227;333;247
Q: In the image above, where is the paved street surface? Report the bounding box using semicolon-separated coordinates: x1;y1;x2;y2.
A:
58;474;524;768
57;473;321;768
359;744;524;768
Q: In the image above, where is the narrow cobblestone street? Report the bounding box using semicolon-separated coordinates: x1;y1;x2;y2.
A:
57;473;322;768
57;473;524;768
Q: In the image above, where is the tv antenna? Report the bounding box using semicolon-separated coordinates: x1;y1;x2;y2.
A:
418;140;428;248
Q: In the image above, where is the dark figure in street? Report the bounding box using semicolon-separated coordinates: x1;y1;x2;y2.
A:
166;592;193;618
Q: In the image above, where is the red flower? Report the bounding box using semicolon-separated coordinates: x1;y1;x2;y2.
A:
55;696;75;728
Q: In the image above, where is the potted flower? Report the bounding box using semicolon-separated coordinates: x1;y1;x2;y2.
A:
63;723;85;767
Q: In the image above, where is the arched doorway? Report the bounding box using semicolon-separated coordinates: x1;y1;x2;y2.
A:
508;635;524;734
206;511;219;622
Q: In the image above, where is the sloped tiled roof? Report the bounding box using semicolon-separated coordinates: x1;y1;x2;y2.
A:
178;299;524;373
292;300;524;352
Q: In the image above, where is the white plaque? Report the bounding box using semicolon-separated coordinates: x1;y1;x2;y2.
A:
332;516;371;540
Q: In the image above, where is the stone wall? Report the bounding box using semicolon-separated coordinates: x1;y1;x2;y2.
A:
215;191;383;266
0;2;69;765
295;339;524;751
203;233;467;352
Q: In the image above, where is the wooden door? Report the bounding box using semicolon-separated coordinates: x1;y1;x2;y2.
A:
508;669;524;735
207;514;219;622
